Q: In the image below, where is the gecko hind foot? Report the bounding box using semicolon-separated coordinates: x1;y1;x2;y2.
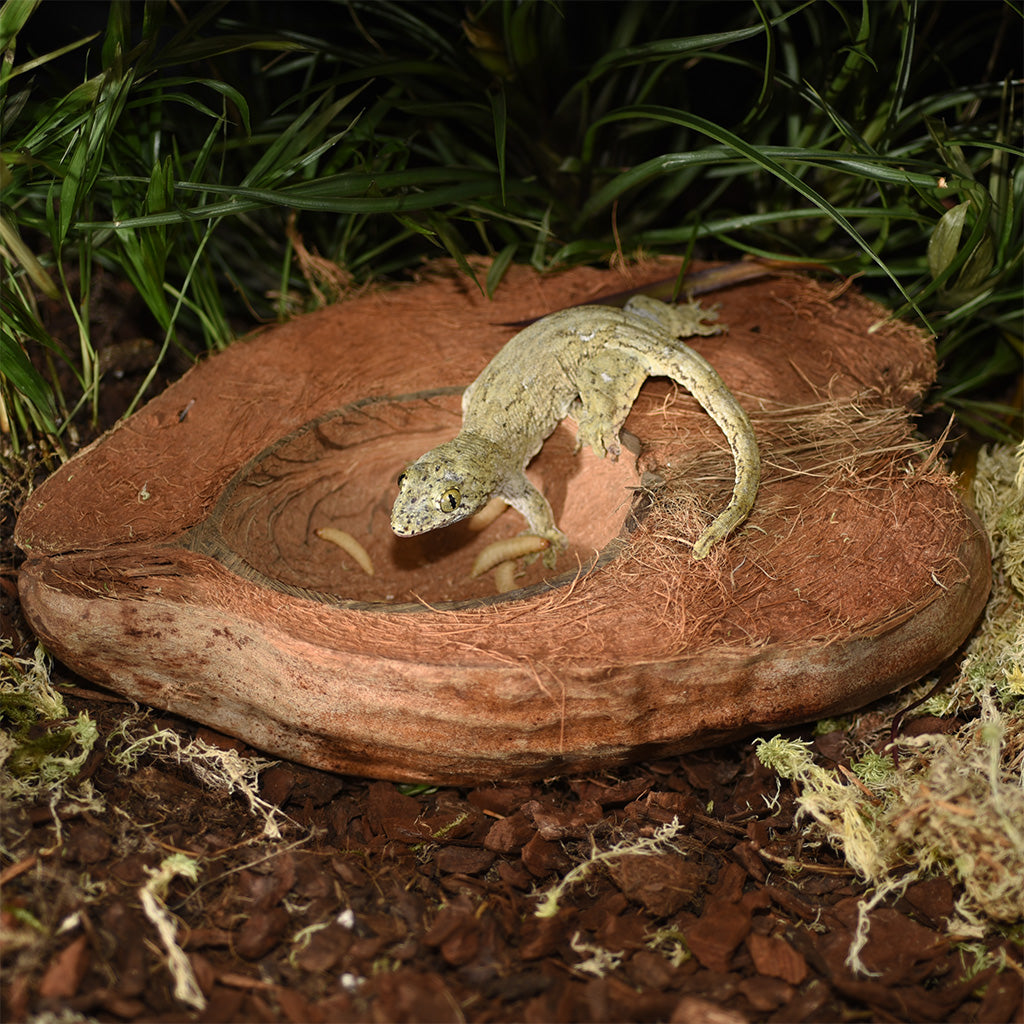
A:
574;418;622;461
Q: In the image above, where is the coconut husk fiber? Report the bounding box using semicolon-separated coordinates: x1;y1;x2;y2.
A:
15;259;991;783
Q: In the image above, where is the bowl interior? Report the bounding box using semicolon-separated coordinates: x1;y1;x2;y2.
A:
208;391;642;606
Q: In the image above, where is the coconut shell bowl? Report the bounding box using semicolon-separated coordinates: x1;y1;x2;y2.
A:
15;262;990;783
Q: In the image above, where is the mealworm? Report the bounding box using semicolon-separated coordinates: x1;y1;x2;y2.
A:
468;496;509;531
316;527;375;576
471;534;549;577
493;561;518;593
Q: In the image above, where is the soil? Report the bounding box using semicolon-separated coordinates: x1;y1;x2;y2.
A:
2;684;1022;1023
2;270;1021;1023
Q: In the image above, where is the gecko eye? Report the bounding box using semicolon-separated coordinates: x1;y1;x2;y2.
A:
396;472;406;487
440;488;461;513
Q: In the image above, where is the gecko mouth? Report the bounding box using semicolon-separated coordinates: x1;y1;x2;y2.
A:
181;388;645;611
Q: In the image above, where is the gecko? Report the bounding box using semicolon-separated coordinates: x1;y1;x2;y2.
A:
390;295;760;565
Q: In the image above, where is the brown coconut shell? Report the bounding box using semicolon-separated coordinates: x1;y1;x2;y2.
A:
15;260;990;783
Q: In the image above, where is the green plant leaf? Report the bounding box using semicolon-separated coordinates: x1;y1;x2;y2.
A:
490;87;508;208
0;0;40;53
101;0;131;72
0;214;59;299
485;242;516;297
0;332;57;432
579;105;928;321
928;200;969;279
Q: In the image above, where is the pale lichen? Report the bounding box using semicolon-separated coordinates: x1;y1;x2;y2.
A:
140;854;205;1011
533;816;688;919
107;717;295;839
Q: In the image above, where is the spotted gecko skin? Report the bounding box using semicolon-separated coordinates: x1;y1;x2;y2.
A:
390;296;760;565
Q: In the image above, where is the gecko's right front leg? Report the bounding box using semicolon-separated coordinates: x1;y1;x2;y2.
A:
498;472;568;568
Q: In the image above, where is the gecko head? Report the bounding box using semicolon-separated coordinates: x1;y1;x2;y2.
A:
390;440;494;537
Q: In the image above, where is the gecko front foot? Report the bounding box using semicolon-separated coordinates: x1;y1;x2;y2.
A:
522;527;567;569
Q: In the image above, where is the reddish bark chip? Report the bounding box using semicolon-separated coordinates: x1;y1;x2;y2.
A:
259;764;296;806
737;974;795;1012
597;909;653;953
365;781;421;832
732;840;769;882
483;812;535;854
745;931;808;986
712;860;748;903
768;978;831;1021
203;987;246;1021
4;973;32;1023
188;951;216;996
521;831;572;877
38;933;90;1000
625;948;680;991
108;853;157;886
313;993;355;1020
519;913;570;961
274;985;315;1024
607;853;707;917
100;899;150;995
671;994;748;1023
434;845;495;875
369;968;462;1023
976;969;1024;1023
234;907;291;961
827;903;948;985
467;784;535;816
683;899;752;972
496;858;534;891
901;876;955;925
240;853;296;911
62;823;112;865
423;902;482;968
97;994;147;1019
763;884;820;923
640;790;702;825
290;922;351;973
523;798;605;839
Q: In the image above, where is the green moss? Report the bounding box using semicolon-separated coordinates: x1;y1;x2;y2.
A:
0;644;98;800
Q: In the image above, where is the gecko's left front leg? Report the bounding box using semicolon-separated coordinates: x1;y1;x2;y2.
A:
572;354;648;460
